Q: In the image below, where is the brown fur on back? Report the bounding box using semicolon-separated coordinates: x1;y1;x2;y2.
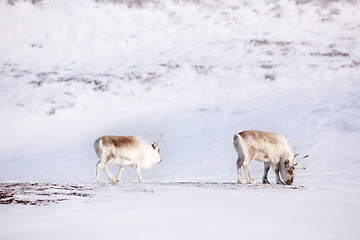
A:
100;135;137;148
239;130;279;145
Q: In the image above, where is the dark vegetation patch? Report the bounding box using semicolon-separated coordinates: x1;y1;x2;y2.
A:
264;73;276;81
310;49;350;57
7;0;42;5
249;39;292;47
30;75;109;92
95;0;160;8
192;65;213;75
342;60;360;68
159;61;180;70
259;62;274;69
0;182;93;206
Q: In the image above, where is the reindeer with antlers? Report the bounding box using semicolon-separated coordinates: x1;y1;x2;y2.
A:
94;133;164;182
233;130;309;185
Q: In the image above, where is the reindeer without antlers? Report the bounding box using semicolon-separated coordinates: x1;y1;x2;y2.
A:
94;133;164;182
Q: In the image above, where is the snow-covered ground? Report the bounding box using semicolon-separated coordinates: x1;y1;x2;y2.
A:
0;0;360;239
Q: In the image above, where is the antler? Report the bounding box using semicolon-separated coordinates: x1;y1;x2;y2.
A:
157;132;164;146
147;133;152;143
294;154;309;169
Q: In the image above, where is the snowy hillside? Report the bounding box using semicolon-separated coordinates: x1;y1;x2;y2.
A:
0;0;360;239
1;0;359;183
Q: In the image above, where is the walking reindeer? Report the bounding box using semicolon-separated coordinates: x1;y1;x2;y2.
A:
94;133;164;182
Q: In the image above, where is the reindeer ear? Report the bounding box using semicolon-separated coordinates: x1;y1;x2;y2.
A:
285;159;290;165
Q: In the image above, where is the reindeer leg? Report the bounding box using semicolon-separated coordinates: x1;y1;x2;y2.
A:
274;164;285;185
236;158;245;184
243;158;255;184
115;166;125;182
96;160;102;182
103;165;116;182
135;166;143;183
98;153;116;182
262;163;271;184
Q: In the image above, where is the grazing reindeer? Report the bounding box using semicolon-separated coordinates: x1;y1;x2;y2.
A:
233;130;308;185
94;134;163;182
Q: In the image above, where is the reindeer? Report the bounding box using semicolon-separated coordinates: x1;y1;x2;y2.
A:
233;130;308;185
94;133;163;182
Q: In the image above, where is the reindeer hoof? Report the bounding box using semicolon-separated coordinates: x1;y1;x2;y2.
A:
276;181;285;185
262;179;270;184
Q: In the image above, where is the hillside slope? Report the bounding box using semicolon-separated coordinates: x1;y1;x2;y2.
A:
0;0;359;184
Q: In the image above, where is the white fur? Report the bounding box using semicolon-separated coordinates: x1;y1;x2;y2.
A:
233;130;296;185
94;135;162;182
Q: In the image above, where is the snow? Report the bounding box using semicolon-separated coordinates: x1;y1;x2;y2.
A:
1;182;360;239
0;0;360;239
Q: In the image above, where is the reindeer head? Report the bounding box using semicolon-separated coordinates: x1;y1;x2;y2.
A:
282;159;295;185
282;154;309;185
148;133;164;163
